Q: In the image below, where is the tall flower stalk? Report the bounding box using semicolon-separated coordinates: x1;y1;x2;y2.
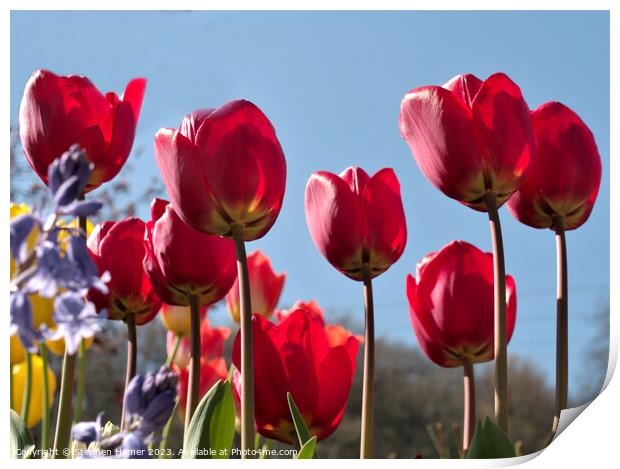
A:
305;167;407;458
400;72;534;434
154;100;287;457
507;101;602;435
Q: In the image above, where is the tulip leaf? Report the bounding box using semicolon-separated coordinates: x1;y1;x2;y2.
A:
287;392;319;458
296;436;317;459
10;410;35;459
182;379;236;459
287;392;311;445
465;417;516;459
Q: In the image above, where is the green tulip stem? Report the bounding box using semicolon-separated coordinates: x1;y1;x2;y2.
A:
165;334;181;368
184;294;201;436
231;223;255;459
21;351;33;427
360;263;375;459
53;351;76;458
39;343;51;450
552;215;568;435
53;196;86;458
462;359;475;454
484;191;508;434
121;313;137;430
75;339;87;423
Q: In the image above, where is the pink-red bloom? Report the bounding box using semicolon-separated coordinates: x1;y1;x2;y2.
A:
19;69;146;192
154;100;287;241
406;241;517;367
226;250;285;323
87;218;161;325
305;167;407;281
399;73;534;210
168;318;230;369
232;310;359;444
507;101;602;230
143;198;237;307
160;303;208;337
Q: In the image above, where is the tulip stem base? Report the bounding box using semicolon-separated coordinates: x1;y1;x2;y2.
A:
484;191;509;435
184;295;201;436
462;360;475;454
75;339;87;423
360;263;375;459
121;313;137;430
231;223;255;459
40;343;50;450
552;215;568;436
53;351;76;458
21;351;33;427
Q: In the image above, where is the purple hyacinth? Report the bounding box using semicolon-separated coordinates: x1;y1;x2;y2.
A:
71;367;178;459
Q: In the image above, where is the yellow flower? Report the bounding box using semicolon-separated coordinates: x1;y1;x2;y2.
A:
11;355;57;428
10;335;26;365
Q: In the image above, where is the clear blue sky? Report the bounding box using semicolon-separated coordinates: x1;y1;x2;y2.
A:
10;11;610;396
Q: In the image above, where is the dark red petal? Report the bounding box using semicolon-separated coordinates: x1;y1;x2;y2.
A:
305;171;364;279
442;73;483;109
154;128;230;236
406;274;457;367
363;168;407;277
151;201;237;306
232;315;291;441
471;72;533;205
400;85;486;204
194;100;287;240
339;166;370;196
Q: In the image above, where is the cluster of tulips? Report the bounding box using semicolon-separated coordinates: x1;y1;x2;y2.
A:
9;67;601;459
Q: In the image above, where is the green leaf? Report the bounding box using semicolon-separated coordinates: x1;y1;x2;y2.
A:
296;436;317;459
465;417;516;459
287;392;311;446
287;392;319;458
182;379;236;459
10;410;35;459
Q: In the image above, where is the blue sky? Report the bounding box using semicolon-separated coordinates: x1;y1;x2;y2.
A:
10;11;610;396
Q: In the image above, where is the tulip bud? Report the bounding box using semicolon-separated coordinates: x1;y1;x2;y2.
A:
400;72;533;210
507;101;602;230
159;303;207;337
305;166;407;281
406;241;517;367
154;100;287;241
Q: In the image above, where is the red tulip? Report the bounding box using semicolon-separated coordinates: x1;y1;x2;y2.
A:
406;241;517;367
143;198;237;307
305;167;407;281
232;310;359;444
174;357;229;414
87;218;161;325
19;69;146;192
154;100;287;241
275;300;363;347
167;318;230;369
399;73;534;210
507;102;602;230
226;250;285;323
160;303;208;337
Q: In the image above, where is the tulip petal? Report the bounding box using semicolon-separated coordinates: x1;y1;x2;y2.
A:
471;72;533;205
363;168;407;277
400;85;486;205
154;128;231;235
305;171;364;279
